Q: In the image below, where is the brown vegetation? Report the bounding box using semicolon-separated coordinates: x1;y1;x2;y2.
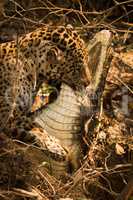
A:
0;0;133;200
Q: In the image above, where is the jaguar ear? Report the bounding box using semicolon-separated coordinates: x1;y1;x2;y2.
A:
86;30;112;94
46;47;64;64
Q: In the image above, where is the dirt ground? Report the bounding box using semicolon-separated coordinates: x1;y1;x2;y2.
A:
0;0;133;200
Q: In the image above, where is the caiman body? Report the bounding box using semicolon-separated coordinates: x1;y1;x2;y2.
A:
35;83;82;173
33;30;112;176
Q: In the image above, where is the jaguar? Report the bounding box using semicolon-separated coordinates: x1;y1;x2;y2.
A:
0;24;89;141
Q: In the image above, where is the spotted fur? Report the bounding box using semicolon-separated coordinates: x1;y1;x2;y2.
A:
0;25;88;140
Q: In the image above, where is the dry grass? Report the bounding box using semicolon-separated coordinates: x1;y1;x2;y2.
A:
0;0;133;199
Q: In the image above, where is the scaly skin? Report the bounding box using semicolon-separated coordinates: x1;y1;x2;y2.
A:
33;30;113;174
